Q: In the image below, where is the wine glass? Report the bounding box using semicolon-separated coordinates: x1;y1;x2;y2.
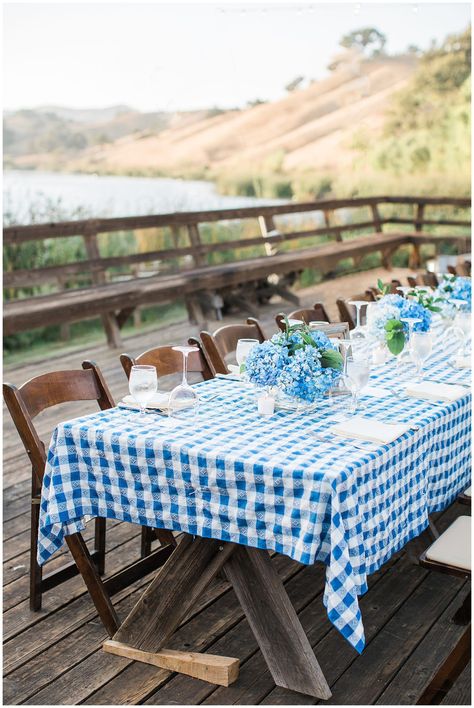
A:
343;358;370;415
168;346;199;418
410;332;433;381
129;365;158;417
348;301;368;340
235;338;259;379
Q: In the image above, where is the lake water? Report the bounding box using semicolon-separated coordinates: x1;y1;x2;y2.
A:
3;170;283;224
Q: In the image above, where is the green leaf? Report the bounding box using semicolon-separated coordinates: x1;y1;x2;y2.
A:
386;331;405;355
320;349;343;370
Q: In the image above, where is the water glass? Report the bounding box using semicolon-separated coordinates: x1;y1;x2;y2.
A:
129;365;158;417
343;358;370;414
410;332;432;381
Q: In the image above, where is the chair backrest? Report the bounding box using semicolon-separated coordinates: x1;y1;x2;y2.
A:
3;361;114;486
407;275;417;287
199;318;266;375
416;272;439;287
336;291;375;329
120;343;213;381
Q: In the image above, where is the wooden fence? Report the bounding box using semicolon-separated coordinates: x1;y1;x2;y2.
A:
4;195;471;347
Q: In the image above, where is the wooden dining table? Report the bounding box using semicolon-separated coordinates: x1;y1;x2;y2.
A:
37;324;471;699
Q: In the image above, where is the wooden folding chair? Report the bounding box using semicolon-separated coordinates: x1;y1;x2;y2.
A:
274;303;331;332
416;272;439;287
3;361;175;634
420;516;471;624
275;315;349;340
120;343;214;556
336;291;376;329
198;318;266;376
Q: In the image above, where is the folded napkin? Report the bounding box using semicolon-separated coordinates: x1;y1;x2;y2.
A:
405;381;469;402
121;392;170;411
329;416;411;444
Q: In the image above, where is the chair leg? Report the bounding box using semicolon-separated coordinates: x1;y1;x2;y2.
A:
30;499;43;611
94;517;106;575
66;532;120;637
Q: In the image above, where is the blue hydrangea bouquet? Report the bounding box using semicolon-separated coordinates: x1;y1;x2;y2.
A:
244;320;343;408
366;288;433;356
434;275;472;319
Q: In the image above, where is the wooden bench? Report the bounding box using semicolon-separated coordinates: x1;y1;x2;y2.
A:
4;196;470;347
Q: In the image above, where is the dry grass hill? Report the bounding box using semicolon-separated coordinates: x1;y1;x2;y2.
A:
6;56;416;178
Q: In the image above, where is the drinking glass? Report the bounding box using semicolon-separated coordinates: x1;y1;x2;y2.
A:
129;365;158;417
400;317;422;363
168;346;199;418
453;311;471;357
348;301;368;340
343;358;370;414
327;339;352;407
410;332;433;381
235;338;259;371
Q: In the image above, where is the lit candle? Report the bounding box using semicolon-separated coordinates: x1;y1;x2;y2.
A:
258;393;275;416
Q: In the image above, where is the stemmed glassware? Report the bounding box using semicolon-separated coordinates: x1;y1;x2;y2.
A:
410;332;433;381
400;317;422;364
453;311;471;357
168;345;200;418
342;357;371;415
129;365;158;417
348;301;368;340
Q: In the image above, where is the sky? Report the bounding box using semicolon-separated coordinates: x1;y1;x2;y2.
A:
3;1;471;113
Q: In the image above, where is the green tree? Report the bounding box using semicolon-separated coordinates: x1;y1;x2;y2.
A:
340;27;386;56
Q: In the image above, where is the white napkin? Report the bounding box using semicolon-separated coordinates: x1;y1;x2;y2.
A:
405;381;469;402
329;416;411;444
121;392;170;411
227;364;242;376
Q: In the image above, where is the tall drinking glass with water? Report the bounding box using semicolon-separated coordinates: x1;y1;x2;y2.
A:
410;332;433;381
343;358;370;414
129;365;158;417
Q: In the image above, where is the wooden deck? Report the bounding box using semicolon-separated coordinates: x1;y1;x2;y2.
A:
3;268;471;705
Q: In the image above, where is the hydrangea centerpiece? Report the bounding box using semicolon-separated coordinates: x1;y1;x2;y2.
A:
366;293;432;355
434;275;471;316
244;320;343;404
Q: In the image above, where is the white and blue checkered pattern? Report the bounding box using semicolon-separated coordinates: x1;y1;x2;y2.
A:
38;323;471;652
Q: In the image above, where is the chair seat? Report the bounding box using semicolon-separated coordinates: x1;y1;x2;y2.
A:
464;486;471;497
426;516;471;572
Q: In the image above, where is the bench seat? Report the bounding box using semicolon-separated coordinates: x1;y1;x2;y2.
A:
4;231;411;335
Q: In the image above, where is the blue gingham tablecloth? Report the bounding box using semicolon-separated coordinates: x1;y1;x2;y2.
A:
38;323;471;652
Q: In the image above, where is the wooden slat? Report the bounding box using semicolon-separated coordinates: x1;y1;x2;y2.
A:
440;660;471;705
103;641;239;687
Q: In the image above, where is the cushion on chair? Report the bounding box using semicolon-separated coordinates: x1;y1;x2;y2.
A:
464;486;471;497
426;516;471;572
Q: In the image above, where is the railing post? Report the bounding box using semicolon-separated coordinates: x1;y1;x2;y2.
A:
258;215;281;256
323;210;342;242
409;203;425;268
83;227;122;348
185;223;207;325
187;223;205;267
370;203;383;233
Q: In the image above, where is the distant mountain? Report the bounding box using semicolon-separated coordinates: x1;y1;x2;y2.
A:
4;56;416;177
32;104;134;124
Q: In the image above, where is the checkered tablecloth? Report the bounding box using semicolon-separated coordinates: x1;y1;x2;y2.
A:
38;323;471;652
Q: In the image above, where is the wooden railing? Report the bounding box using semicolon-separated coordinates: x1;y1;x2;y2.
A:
3;195;471;346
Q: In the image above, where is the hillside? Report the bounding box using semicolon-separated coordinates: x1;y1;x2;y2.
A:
4;56;416;178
